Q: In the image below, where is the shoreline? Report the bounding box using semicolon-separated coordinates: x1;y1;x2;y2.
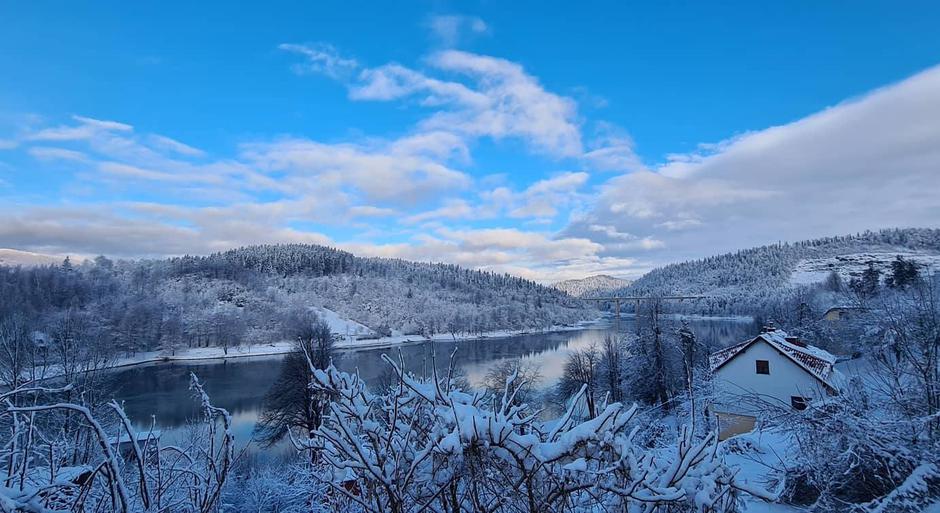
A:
45;312;755;376
100;318;609;372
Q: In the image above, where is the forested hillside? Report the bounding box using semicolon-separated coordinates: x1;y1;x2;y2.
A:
618;228;940;315
553;274;631;298
0;244;591;356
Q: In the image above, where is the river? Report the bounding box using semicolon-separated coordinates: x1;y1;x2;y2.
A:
104;316;756;458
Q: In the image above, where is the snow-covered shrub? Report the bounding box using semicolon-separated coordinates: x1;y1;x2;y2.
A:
780;384;939;511
0;374;238;512
222;460;332;513
297;352;776;513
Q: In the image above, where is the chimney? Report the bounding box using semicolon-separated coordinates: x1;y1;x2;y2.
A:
785;335;807;347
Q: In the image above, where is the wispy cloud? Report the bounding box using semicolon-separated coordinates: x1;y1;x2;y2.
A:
426;14;489;47
278;43;359;79
284;44;584;158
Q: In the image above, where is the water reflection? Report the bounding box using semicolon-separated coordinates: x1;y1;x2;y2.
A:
107;317;756;453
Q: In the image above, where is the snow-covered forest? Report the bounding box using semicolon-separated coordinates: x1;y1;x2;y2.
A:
617;228;940;315
2;262;938;511
2;232;940;512
0;244;591;358
552;275;632;298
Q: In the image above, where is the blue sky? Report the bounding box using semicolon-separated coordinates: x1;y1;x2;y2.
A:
1;1;939;280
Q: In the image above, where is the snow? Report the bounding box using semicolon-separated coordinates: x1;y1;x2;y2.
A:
312;306;376;340
0;248;73;267
82;317;607;374
722;430;799;513
790;251;940;286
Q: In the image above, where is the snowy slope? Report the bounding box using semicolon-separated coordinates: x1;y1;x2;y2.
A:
790;251;940;285
619;228;940;315
0;248;68;267
312;306;376;339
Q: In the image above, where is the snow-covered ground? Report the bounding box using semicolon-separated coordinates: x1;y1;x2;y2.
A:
723;430;798;512
790;251;940;286
313;306;376;340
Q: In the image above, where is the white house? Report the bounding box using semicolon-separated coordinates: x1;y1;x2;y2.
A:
708;326;844;440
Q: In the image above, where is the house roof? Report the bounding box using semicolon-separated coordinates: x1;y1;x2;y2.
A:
710;329;844;392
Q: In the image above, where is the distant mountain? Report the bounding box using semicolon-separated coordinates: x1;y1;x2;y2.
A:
554;275;631;298
616;228;940;315
0;249;68;267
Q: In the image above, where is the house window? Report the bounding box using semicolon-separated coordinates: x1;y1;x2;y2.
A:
791;396;810;410
755;360;770;374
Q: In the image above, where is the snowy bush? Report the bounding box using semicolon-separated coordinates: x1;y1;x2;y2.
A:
0;374;240;512
296;352;776;513
778;384;939;511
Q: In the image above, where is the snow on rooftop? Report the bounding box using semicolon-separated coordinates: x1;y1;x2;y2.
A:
711;328;842;392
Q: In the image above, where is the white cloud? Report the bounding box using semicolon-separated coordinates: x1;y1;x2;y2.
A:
566;64;940;261
28;115;133;142
147;134;205;157
427;14;489;47
283;44;584;157
404;198;476;224
28;147;89;162
240;137;471;204
279;43;359;79
583;122;644;172
348;205;397;218
507;172;588;219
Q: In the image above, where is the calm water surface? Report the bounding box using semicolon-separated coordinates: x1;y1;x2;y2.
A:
105;317;755;455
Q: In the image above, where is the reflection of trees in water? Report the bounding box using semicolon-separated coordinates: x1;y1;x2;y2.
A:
107;359;278;426
340;332;580;386
108;320;757;431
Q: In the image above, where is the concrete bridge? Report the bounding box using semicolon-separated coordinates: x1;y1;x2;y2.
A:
579;295;707;332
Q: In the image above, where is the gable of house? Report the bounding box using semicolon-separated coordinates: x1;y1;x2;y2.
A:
711;331;842;393
713;339;831;407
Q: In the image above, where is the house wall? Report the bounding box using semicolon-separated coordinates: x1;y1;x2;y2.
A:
712;340;830;417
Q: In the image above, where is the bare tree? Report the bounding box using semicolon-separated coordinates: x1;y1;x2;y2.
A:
557;345;600;419
599;334;624;403
871;273;940;440
254;310;335;447
482;358;542;408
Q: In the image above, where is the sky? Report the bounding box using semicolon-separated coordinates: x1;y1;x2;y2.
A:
1;1;939;281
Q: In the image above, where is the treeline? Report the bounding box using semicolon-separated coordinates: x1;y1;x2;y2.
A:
0;244;591;359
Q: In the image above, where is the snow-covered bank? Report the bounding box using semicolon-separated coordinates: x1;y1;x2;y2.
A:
602;312;754;322
97;318;607;372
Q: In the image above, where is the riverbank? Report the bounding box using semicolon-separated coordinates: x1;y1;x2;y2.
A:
100;318;607;372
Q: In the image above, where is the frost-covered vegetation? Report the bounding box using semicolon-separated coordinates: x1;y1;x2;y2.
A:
618;228;940;315
3;232;940;511
734;261;940;511
0;348;779;512
0;244;591;359
552;275;631;298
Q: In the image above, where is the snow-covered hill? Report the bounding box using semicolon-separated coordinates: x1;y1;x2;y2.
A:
553;275;631;297
1;243;594;354
618;228;940;315
790;251;940;285
0;249;68;267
